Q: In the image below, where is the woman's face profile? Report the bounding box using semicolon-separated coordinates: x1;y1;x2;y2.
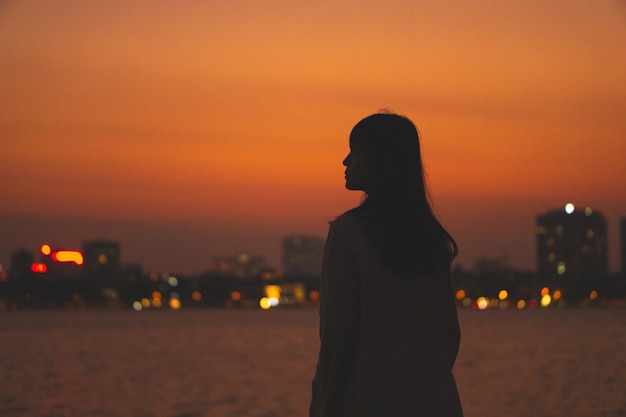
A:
343;139;372;192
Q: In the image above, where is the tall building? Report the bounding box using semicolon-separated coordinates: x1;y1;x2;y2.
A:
282;234;325;277
212;253;266;279
8;249;34;279
619;217;626;274
82;240;121;278
536;203;608;281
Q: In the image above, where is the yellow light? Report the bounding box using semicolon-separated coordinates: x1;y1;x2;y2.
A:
152;291;162;300
41;244;51;255
462;297;472;307
259;297;271;310
230;291;242;301
455;289;466;300
264;285;281;299
153;299;162;308
98;254;107;264
476;297;489;310
541;287;550;296
192;291;202;301
52;250;84;265
589;290;598;300
132;301;142;311
498;290;508;301
553;290;562;300
141;298;150;308
557;262;566;275
517;300;526;309
169;299;181;309
541;294;552;307
565;203;575;214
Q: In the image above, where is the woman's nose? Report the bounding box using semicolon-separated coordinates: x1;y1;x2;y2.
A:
342;154;350;166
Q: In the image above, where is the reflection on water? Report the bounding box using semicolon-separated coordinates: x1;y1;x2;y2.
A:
0;309;625;417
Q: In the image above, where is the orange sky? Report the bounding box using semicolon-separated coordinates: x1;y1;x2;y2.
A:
1;1;625;274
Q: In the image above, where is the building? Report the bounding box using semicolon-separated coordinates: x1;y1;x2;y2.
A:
536;203;608;281
82;240;121;278
8;249;34;279
282;234;325;277
212;253;266;279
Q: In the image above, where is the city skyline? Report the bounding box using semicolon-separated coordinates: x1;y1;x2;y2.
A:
1;204;624;276
2;1;625;274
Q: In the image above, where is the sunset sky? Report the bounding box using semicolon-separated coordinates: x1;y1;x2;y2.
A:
1;0;625;274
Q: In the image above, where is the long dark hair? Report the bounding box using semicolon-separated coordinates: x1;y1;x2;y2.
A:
346;112;457;276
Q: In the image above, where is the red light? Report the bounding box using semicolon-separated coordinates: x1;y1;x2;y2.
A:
31;263;47;273
51;251;84;265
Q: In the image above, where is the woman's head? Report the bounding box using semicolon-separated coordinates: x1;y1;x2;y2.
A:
344;112;427;207
343;112;457;274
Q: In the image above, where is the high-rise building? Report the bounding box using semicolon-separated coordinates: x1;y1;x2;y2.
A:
619;217;626;274
83;240;121;278
536;203;608;281
8;249;34;279
282;234;325;277
212;253;266;279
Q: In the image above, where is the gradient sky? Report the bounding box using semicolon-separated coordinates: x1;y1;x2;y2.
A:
1;0;625;274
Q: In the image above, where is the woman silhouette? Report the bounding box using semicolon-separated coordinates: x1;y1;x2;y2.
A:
310;112;464;417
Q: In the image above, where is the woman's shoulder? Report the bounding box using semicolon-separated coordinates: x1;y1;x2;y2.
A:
330;210;362;231
326;211;367;244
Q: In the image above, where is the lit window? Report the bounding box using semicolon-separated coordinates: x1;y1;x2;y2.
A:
557;262;566;275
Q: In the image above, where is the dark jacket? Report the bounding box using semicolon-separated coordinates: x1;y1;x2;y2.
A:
310;213;464;417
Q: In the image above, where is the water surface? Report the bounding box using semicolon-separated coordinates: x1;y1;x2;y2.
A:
1;309;625;417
